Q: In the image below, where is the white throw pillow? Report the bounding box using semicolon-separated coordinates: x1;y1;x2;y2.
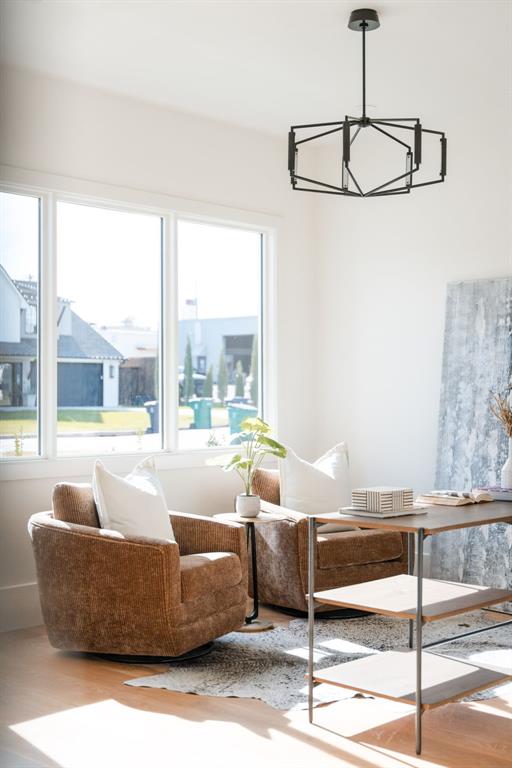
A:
92;457;175;541
280;443;355;532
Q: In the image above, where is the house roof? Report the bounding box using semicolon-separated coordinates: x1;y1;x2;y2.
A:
0;309;124;360
59;311;123;360
14;279;72;306
0;280;123;361
13;279;40;305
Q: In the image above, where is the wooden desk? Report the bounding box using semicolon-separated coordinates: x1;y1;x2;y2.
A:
313;500;512;534
306;501;512;755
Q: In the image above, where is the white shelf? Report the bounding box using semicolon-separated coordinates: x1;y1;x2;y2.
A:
314;574;512;622
312;650;512;710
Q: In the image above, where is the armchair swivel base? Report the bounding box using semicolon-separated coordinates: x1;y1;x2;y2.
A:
265;603;369;620
92;642;213;664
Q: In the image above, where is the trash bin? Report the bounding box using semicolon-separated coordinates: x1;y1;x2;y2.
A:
189;398;213;429
228;403;258;434
144;401;159;434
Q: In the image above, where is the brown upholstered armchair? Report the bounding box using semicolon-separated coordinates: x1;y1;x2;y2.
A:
28;483;248;659
252;469;408;615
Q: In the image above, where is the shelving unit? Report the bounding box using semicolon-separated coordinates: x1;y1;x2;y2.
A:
306;503;512;755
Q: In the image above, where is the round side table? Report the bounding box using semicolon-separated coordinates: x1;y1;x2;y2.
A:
215;511;283;633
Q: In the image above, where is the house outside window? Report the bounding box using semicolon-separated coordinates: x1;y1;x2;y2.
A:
0;186;269;461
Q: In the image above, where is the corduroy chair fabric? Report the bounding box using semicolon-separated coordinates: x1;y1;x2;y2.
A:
251;468;408;613
252;468;281;505
53;483;100;527
29;488;248;658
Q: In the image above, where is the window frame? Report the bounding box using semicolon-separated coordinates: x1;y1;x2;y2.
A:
0;169;278;480
0;187;43;458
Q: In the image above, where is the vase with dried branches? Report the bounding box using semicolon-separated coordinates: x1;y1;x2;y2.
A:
490;390;512;488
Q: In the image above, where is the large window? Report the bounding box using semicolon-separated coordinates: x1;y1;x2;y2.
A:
177;220;262;449
0;192;40;459
56;202;162;455
0;184;268;462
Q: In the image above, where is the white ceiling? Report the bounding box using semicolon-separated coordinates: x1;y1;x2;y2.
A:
0;1;507;135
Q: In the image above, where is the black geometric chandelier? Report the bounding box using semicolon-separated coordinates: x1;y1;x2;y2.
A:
288;8;447;198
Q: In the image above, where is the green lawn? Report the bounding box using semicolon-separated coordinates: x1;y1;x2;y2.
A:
0;406;229;435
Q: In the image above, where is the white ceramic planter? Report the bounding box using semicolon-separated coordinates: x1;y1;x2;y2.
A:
236;494;260;518
501;437;512;489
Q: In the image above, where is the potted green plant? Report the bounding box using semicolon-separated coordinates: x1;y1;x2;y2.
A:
208;417;287;517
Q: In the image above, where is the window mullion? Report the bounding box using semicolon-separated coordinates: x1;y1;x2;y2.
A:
39;192;57;459
261;230;277;432
162;212;178;451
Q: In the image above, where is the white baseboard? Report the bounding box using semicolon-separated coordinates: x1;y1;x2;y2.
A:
0;582;42;632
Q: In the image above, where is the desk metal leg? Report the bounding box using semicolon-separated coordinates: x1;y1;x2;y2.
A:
408;532;415;649
416;528;424;755
308;516;316;724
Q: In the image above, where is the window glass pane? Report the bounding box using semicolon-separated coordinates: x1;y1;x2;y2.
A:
177;220;262;449
0;192;40;459
56;202;162;455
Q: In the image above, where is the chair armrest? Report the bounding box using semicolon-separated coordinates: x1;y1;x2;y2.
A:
29;510;178;548
28;511;182;653
169;511;248;583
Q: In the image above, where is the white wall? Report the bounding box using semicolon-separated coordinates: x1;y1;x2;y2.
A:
311;2;512;492
0;68;316;630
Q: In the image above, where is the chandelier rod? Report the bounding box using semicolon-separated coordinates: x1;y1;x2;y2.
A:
362;20;367;120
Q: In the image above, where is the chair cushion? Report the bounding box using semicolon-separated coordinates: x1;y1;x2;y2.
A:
252;469;280;505
180;552;242;602
53;483;100;527
92;457;175;542
317;529;403;570
280;442;351;515
253;467;353;534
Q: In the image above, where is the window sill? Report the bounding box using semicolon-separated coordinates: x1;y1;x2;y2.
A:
0;447;258;482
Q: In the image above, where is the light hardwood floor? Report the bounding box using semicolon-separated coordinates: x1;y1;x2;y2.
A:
1;607;511;768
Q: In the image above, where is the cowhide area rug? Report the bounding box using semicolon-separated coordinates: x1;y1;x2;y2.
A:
125;613;512;711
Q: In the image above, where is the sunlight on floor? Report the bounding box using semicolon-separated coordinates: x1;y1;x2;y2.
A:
290;697;415;739
284;645;332;661
465;647;512;670
8;689;512;768
287;695;512;768
285;637;377;662
320;638;379;655
10;697;411;768
11;699;266;768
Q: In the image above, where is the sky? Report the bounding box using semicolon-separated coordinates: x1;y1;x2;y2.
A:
0;192;261;329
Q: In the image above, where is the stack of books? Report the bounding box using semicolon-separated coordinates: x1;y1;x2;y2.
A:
352;487;414;513
341;486;423;518
416;489;494;506
474;486;512;502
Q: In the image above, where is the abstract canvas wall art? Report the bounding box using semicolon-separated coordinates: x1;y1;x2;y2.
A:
431;277;512;595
